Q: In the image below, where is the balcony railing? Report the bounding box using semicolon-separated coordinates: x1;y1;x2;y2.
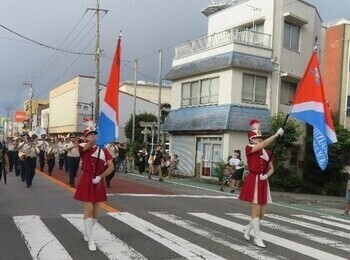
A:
175;28;272;59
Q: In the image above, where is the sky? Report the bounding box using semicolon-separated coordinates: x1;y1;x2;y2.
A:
0;0;350;116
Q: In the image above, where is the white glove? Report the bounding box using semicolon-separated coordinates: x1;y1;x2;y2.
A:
92;176;101;184
275;128;284;137
260;174;269;181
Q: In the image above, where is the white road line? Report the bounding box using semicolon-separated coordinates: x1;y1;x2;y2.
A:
227;213;350;253
13;215;72;260
108;212;225;260
107;193;236;199
293;215;350;231
62;214;146;260
190;213;346;260
321;215;350;224
150;212;287;260
266;214;350;240
128;173;238;197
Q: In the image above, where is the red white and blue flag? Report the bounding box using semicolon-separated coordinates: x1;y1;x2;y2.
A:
289;51;337;170
97;34;121;146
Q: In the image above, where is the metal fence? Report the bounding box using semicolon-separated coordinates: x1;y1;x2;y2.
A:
175;28;272;59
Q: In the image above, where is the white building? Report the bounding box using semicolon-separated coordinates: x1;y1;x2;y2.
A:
49;75;158;142
164;0;323;178
119;80;171;104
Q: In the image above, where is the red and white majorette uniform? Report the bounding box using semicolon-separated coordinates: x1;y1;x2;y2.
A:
239;120;274;205
239;145;274;204
74;145;112;202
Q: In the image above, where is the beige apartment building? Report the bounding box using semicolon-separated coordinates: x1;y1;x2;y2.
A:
163;0;323;178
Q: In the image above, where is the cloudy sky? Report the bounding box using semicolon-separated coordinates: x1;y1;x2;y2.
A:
0;0;349;116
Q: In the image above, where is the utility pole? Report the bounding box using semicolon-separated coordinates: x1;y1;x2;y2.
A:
22;81;33;131
132;59;138;142
157;50;163;143
87;0;108;123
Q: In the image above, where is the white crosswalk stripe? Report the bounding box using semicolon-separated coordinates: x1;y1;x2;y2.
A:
62;214;147;260
321;215;350;224
227;213;350;253
108;212;225;260
150;212;287;260
12;212;350;260
13;215;72;260
190;213;347;260
293;214;350;231
266;214;350;240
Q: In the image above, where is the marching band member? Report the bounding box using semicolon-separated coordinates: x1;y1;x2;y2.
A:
57;138;65;170
74;123;114;252
239;119;284;248
17;134;27;182
22;136;40;188
36;133;49;172
65;133;81;187
45;139;57;176
105;142;118;188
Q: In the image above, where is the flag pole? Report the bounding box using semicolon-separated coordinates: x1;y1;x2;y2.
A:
262;43;319;174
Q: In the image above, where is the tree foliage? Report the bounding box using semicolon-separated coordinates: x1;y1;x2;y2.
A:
302;124;350;195
124;112;157;144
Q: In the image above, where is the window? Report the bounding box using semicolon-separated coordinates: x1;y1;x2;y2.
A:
181;77;219;107
280;81;297;105
283;21;300;51
242;74;267;104
347;96;350;117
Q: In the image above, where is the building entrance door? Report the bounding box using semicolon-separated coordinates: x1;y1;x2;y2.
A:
201;141;222;178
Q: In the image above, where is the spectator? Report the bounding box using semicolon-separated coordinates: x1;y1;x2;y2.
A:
229;149;245;193
342;172;350;216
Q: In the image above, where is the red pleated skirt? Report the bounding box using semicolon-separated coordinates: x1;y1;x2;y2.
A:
74;171;107;202
239;172;272;205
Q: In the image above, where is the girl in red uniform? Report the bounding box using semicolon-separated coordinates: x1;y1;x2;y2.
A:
74;127;114;252
239;119;284;248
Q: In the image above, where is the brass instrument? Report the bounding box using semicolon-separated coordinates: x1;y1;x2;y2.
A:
18;151;26;161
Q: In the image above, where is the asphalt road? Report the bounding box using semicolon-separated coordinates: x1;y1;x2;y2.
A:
0;171;349;260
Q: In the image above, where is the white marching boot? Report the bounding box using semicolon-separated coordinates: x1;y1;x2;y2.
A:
84;218;97;241
243;221;253;241
83;218;97;251
251;218;266;248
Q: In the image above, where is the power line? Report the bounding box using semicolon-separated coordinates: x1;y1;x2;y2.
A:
0;23;94;56
33;11;91;74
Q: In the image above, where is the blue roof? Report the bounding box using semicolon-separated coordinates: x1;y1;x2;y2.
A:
165;51;274;80
162;104;270;132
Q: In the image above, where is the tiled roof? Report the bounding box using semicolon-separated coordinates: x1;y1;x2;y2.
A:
162;104;270;132
165;51;273;80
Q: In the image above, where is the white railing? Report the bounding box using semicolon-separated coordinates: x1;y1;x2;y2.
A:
175;28;272;59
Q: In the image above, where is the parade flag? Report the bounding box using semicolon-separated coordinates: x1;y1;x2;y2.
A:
289;51;337;170
97;33;121;146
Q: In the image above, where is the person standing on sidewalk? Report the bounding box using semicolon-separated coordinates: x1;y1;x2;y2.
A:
137;147;148;174
342;172;350;216
65;133;81;187
105;142;118;188
149;144;164;181
74;127;114;252
117;143;127;174
239;119;284;248
229;149;244;193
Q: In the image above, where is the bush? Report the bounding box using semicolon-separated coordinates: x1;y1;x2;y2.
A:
269;168;302;192
215;160;227;182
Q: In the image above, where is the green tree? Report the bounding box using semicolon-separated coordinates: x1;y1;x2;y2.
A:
262;113;303;191
302;124;350;195
124;112;157;143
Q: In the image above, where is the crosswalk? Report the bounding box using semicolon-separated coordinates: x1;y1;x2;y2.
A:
11;211;350;260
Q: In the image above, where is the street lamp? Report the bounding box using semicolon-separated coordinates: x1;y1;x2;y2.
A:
76;101;94;121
